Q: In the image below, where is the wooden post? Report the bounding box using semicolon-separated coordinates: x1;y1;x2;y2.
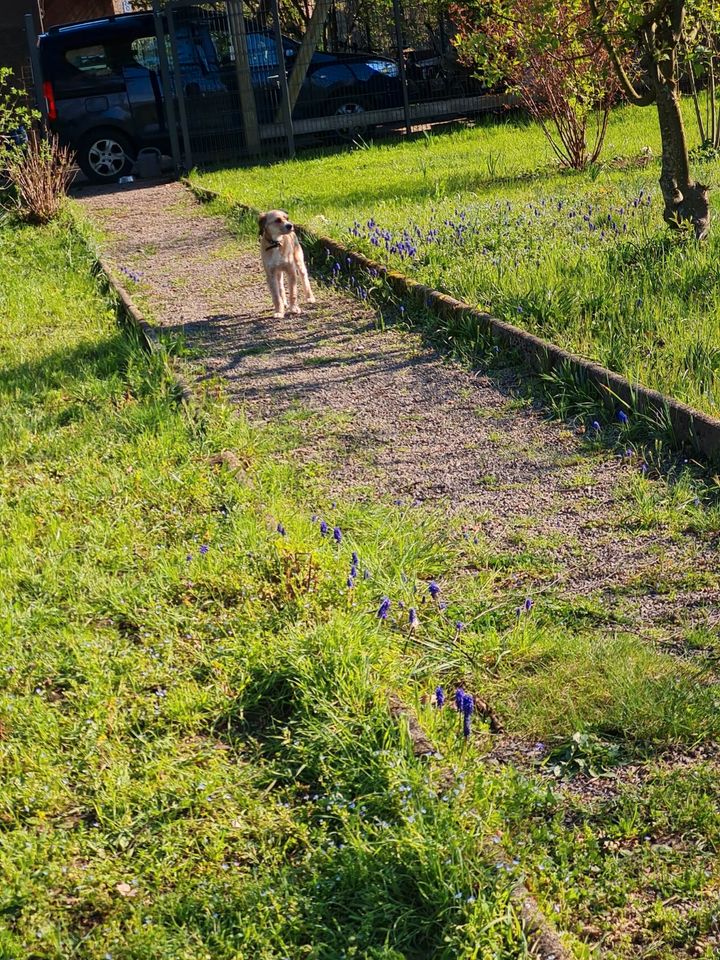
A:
391;0;412;136
152;0;182;175
227;0;261;156
276;0;333;120
270;0;295;156
24;13;46;126
165;3;193;170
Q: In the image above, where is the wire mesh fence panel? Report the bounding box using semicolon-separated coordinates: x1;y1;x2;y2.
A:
163;0;292;166
155;0;512;167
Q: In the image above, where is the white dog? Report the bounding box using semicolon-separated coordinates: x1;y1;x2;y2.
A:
258;209;315;318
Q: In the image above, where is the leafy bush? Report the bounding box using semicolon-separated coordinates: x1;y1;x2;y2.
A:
0;66;37;172
452;0;621;169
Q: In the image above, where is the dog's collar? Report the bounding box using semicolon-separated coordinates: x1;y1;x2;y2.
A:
264;239;281;251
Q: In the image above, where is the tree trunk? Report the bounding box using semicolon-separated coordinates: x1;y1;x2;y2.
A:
654;72;710;239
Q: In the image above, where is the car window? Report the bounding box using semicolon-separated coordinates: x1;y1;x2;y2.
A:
131;36;163;72
54;42;127;95
310;65;354;88
349;63;375;82
64;45;115;77
246;34;278;68
130;33;213;78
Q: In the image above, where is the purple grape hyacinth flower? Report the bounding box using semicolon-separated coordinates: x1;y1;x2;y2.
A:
352;551;359;565
524;597;534;612
591;420;601;432
320;520;329;536
455;686;465;711
435;686;445;708
199;544;209;555
429;581;440;600
617;409;629;425
333;526;342;544
462;693;474;738
408;607;418;628
377;597;391;620
347;576;355;589
276;524;286;536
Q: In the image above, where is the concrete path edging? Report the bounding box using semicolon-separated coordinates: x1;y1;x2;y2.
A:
92;251;196;406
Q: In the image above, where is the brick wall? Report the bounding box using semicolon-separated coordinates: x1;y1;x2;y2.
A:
44;0;125;29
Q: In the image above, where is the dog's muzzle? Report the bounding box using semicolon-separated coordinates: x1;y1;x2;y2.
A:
285;223;294;232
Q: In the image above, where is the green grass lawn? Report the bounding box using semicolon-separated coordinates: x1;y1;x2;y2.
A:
2;216;720;958
193;103;720;418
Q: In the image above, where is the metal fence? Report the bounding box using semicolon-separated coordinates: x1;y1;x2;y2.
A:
153;0;510;168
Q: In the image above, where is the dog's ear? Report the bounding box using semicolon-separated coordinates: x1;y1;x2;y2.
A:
258;212;268;235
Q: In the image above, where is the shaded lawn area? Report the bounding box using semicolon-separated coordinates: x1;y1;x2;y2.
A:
194;103;720;418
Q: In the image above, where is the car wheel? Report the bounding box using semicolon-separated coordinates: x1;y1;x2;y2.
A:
334;102;370;140
78;129;134;184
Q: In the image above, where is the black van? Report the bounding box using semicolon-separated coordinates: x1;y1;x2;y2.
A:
37;11;403;183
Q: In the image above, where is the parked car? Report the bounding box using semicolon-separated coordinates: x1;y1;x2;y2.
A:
36;10;403;183
238;31;403;126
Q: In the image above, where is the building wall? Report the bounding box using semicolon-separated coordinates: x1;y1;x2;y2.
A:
0;0;42;86
0;0;123;90
43;0;125;29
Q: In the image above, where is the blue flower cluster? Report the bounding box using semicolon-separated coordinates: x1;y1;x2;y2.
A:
345;191;655;274
118;264;142;283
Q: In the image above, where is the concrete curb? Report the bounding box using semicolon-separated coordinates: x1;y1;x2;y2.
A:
189;180;720;463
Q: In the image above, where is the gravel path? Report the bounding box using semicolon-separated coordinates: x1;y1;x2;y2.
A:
75;180;719;639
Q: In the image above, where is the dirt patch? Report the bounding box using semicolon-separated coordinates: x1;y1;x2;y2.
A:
74;180;719;643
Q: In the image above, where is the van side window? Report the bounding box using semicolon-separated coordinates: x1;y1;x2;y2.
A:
65;45;113;76
56;42;126;95
131;36;163;73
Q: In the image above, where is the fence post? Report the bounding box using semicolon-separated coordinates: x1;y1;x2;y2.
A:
165;2;193;170
24;13;47;126
270;0;295;157
391;0;412;137
152;0;182;175
227;0;261;157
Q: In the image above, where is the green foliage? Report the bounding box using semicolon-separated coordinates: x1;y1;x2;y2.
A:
0;67;38;170
547;732;622;778
452;0;618;168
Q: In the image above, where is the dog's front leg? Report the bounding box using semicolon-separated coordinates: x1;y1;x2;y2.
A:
268;268;285;319
286;266;300;315
295;247;316;303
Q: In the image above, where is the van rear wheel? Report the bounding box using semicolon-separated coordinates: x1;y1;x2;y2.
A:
78;129;134;184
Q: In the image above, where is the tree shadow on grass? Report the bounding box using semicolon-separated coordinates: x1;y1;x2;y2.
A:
0;328;138;407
